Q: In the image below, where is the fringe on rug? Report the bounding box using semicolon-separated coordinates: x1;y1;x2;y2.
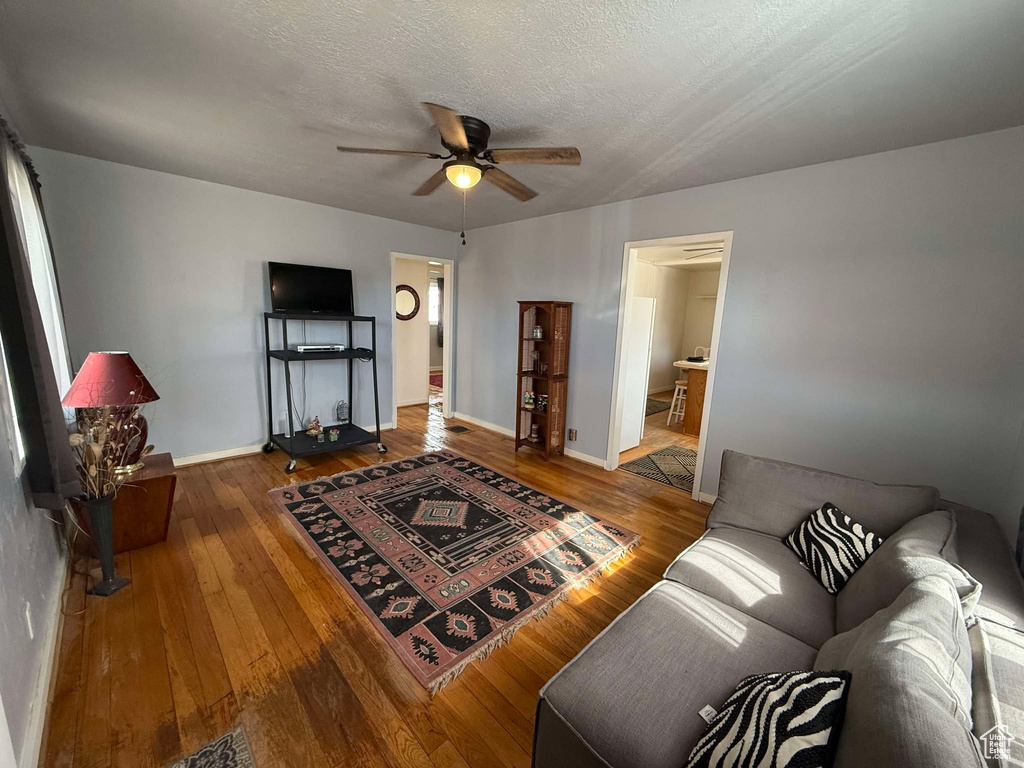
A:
426;535;642;695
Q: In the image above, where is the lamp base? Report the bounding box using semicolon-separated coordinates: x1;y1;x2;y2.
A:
87;575;131;596
114;461;146;475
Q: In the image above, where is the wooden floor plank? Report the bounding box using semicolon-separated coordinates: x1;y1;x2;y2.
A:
38;402;708;767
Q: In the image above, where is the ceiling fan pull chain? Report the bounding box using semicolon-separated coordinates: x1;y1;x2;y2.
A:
461;189;467;245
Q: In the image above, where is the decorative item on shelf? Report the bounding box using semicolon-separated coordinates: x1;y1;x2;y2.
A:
329;428;340;442
523;391;535;410
540;362;549;375
306;416;323;436
62;351;160;596
528;423;541;442
317;432;325;443
532;324;544;340
536;394;548;413
531;349;541;373
335;399;349;422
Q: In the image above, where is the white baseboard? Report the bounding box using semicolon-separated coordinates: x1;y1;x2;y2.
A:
173;423;395;467
647;385;675;395
450;412;606;467
429;366;443;372
174;443;264;467
697;492;717;505
18;552;68;768
397;398;429;407
563;448;607;467
452;411;514;437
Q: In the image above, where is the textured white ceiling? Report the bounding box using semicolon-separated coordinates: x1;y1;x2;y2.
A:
1;0;1022;231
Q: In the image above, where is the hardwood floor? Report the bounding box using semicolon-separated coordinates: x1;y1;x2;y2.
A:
618;390;699;465
39;403;708;768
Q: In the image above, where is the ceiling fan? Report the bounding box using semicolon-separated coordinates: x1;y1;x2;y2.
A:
336;103;581;202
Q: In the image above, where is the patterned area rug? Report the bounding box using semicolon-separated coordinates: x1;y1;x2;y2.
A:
429;372;443;388
645;397;671;416
268;451;639;692
619;446;698;491
168;726;254;768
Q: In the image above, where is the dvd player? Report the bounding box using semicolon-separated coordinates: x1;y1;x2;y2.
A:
291;344;347;353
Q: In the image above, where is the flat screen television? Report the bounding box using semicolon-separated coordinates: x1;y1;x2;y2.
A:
269;261;354;315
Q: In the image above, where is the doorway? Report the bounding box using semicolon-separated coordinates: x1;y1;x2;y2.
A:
390;253;454;426
606;232;733;502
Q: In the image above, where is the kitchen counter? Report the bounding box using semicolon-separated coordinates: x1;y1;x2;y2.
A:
672;359;710;371
671;359;709;436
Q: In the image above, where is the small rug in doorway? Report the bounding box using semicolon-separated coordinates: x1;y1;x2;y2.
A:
268;450;639;693
168;726;254;768
645;397;671;417
430;372;443;388
620;446;698;492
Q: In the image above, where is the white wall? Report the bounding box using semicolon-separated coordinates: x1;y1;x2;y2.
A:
394;258;430;406
32;148;455;459
680;267;721;359
456;127;1024;540
633;261;689;393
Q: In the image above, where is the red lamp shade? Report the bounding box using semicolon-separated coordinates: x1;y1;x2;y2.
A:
61;352;159;408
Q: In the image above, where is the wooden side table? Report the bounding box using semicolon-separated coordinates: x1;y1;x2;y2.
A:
110;452;177;553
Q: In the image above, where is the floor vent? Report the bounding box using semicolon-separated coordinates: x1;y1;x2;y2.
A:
445;425;472;434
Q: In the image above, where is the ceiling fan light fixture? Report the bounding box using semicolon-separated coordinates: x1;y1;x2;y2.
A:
445;162;482;189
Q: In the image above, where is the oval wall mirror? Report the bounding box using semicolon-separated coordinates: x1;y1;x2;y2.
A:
395;285;420;320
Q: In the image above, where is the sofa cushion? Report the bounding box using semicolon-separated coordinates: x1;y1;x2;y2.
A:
536;581;818;768
836;510;981;633
785;503;883;594
814;575;985;767
664;527;835;648
952;504;1024;630
969;619;1024;767
709;450;939;539
684;670;850;768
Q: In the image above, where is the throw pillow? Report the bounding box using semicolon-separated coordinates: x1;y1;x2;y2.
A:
685;670;851;768
814;574;984;766
835;509;981;632
786;503;883;593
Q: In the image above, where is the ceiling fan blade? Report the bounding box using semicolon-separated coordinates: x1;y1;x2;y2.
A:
422;102;468;150
487;147;581;165
412;168;447;196
337;146;442;159
484;167;537;201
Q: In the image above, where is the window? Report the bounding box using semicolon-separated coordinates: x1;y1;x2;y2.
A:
428;279;440;324
0;328;26;467
6;146;72;394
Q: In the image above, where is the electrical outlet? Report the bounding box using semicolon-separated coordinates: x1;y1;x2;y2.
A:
25;602;34;640
568;428;577;441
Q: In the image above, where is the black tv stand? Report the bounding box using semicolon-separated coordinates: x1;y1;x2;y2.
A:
262;311;385;473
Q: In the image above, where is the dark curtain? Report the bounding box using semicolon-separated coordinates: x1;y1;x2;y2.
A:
0;120;79;509
436;277;444;347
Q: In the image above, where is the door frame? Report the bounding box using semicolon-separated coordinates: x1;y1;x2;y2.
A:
604;231;734;503
390;252;455;425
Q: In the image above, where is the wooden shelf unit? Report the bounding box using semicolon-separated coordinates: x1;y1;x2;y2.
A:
515;301;572;458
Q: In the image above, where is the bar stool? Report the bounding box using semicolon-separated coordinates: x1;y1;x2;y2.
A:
667;376;687;426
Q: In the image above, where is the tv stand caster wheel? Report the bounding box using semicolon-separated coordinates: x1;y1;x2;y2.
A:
377;443;388;454
285;460;296;474
262;442;275;454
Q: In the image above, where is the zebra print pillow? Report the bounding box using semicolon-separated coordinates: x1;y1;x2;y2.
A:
685;670;851;768
786;503;883;594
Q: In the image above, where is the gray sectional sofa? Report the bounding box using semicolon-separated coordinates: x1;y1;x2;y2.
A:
533;450;1024;768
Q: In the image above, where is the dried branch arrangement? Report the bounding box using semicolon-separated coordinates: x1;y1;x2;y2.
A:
68;406;153;499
